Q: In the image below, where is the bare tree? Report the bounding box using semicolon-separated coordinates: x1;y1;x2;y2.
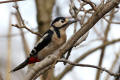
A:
0;0;120;80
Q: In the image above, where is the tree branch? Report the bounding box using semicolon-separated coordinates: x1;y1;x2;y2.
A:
95;9;115;80
81;0;96;11
24;0;120;79
12;24;42;37
0;0;23;4
12;3;42;37
56;38;120;80
57;59;120;77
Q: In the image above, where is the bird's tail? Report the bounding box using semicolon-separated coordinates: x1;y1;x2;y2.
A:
10;58;29;72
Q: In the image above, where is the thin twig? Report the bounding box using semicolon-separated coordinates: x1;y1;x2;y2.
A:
56;38;120;80
115;65;120;80
81;0;96;11
15;12;30;57
93;27;103;39
0;0;23;4
104;17;120;24
95;9;115;80
58;59;120;77
63;47;72;65
12;24;42;37
105;53;119;80
13;3;42;37
0;27;38;38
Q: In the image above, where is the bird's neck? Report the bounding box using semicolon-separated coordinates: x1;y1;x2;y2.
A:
50;27;66;38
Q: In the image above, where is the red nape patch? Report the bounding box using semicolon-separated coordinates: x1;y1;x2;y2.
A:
28;57;40;64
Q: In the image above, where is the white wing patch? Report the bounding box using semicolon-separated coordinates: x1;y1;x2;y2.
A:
35;33;48;47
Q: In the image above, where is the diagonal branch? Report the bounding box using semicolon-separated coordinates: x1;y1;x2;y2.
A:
0;0;24;4
56;38;120;80
24;0;120;80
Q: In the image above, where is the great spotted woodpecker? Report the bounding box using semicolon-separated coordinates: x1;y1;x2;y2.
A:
11;17;77;72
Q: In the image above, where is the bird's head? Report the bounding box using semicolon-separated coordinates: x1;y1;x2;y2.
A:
51;17;77;29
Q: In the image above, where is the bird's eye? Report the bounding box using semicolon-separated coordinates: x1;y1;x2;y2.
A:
61;20;65;23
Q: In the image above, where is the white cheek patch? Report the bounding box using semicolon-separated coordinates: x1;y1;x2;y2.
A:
55;21;61;28
35;33;48;47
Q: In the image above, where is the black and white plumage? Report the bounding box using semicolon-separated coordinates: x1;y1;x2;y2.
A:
11;17;77;72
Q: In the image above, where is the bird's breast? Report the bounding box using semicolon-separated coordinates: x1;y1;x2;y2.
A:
52;32;66;46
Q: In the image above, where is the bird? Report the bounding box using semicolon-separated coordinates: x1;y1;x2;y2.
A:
11;17;77;72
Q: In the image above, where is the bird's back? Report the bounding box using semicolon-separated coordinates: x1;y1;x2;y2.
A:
37;28;66;60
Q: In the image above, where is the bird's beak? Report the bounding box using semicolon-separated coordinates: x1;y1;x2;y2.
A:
68;20;77;24
66;18;78;25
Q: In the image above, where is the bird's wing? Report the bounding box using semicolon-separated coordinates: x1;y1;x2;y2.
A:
30;30;54;56
11;30;54;72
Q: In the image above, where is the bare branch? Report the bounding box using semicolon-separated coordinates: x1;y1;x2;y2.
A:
0;0;24;4
58;59;120;77
12;24;42;37
13;3;42;37
32;66;51;80
81;0;96;11
105;53;120;80
14;12;30;57
95;9;115;80
56;38;120;80
0;27;38;38
104;17;120;24
24;0;120;79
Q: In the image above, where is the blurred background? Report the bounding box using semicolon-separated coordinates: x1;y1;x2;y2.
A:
0;0;120;80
